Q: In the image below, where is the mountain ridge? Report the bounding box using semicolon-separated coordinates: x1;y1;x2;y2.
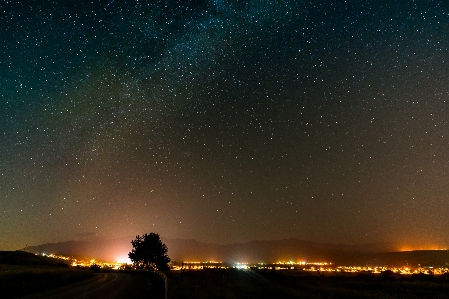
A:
23;237;400;264
23;238;449;266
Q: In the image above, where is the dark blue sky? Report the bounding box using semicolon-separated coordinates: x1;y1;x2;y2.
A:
1;0;449;250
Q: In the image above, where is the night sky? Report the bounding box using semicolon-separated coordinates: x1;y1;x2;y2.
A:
2;0;449;251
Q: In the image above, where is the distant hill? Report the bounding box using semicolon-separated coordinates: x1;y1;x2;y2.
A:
23;238;449;267
24;237;132;262
335;250;449;267
0;251;69;267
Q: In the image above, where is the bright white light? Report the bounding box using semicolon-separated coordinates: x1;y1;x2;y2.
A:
116;256;131;264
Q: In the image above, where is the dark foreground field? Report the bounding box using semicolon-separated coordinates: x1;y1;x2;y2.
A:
2;250;449;299
0;265;165;299
3;267;449;298
167;269;449;299
0;264;94;298
0;251;95;298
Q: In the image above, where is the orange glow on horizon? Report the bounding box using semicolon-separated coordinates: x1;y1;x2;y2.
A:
398;244;448;252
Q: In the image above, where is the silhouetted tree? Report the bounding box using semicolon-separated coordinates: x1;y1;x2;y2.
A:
128;233;170;270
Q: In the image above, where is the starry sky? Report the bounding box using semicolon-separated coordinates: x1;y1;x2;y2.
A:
1;0;449;251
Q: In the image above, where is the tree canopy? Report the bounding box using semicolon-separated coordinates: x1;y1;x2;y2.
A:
128;233;170;270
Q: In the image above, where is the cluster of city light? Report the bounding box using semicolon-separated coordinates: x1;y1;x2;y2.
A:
172;261;226;270
38;253;449;275
174;261;334;271
41;253;69;260
39;253;129;270
255;261;332;271
335;266;448;275
172;260;449;275
273;261;332;266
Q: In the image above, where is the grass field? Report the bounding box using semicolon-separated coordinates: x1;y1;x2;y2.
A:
166;269;449;299
0;264;94;299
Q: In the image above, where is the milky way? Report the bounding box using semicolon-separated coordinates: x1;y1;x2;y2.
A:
1;0;449;250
